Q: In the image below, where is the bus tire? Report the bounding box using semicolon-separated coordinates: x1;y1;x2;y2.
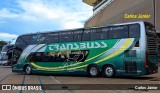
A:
103;65;115;78
25;65;32;75
87;65;100;77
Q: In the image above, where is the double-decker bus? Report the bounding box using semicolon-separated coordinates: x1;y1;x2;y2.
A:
12;21;158;77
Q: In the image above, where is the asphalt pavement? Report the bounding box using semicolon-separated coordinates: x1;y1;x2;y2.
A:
0;65;159;93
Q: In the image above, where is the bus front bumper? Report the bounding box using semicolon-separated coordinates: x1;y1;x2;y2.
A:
12;65;23;73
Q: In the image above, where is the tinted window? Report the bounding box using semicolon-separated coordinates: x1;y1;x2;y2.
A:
27;52;47;62
16;37;26;45
21;35;31;45
74;30;83;41
109;26;128;39
47;32;59;43
82;29;91;41
31;34;47;44
15;37;27;49
91;27;108;40
59;31;74;42
27;50;89;62
27;52;36;62
27;52;67;62
129;24;140;38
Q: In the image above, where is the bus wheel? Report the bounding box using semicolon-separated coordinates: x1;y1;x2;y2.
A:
25;65;32;75
87;65;100;77
103;65;115;78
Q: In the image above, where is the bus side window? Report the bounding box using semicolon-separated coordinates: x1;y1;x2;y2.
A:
31;34;47;44
91;29;101;40
82;29;91;41
129;24;140;38
102;27;109;39
91;28;108;40
59;31;74;42
74;30;83;41
35;52;43;62
42;52;56;62
109;26;128;39
47;32;59;43
26;52;35;62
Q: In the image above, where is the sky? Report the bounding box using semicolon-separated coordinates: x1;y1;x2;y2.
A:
0;0;93;42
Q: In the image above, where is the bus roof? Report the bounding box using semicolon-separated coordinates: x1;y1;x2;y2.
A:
18;21;146;37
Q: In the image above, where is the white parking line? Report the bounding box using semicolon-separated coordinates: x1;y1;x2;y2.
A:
50;76;72;93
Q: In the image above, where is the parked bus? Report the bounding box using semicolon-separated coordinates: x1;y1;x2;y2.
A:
0;44;14;66
12;21;158;77
157;33;160;62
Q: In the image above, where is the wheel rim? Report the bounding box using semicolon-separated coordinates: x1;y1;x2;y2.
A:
26;66;31;74
105;67;113;77
90;67;97;76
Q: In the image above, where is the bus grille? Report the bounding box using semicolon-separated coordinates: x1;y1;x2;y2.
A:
147;37;157;51
125;62;137;74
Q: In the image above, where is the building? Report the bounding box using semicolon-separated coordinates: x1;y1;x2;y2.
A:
83;0;160;32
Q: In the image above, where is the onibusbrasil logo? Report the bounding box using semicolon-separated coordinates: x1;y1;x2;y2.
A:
1;85;42;90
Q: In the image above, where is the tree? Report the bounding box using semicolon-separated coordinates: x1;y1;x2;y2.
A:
0;41;7;50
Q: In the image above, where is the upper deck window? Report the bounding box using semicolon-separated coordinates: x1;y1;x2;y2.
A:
59;31;74;42
82;29;91;41
31;34;47;44
74;30;83;41
109;26;128;39
47;32;59;43
91;27;108;40
129;24;140;38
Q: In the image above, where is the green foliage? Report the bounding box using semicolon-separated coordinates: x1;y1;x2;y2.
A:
0;41;7;50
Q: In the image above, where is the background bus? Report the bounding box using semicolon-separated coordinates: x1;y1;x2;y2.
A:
12;21;158;77
0;44;14;66
157;33;160;62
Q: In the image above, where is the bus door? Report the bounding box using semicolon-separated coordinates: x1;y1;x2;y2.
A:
12;49;21;65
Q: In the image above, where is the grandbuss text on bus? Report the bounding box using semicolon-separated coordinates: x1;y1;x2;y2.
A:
12;21;158;77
